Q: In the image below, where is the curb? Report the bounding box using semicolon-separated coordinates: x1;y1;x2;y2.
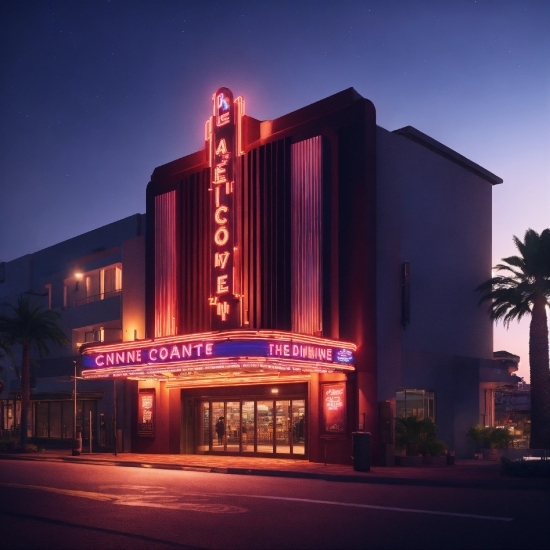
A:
1;453;548;490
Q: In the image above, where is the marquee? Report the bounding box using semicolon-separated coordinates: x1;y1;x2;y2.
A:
80;330;355;380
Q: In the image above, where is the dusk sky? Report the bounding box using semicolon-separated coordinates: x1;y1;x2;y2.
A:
1;1;548;381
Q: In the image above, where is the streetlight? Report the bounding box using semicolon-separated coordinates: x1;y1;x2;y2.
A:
72;360;82;456
113;378;117;456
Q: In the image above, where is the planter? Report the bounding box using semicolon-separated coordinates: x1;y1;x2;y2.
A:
422;455;447;466
396;455;448;467
396;456;423;467
482;449;500;461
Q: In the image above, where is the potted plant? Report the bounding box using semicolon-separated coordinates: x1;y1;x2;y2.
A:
467;425;514;460
395;416;447;466
467;425;487;459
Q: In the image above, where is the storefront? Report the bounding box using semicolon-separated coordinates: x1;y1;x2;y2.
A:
81;330;355;459
77;85;378;464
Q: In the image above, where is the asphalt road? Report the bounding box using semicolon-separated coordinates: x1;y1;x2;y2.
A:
0;459;548;549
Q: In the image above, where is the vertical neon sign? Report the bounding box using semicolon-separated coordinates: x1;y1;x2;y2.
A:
209;87;239;328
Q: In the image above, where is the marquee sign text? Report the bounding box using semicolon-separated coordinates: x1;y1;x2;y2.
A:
210;87;238;328
82;338;355;370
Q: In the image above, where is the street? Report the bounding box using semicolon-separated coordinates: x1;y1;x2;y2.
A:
0;459;548;549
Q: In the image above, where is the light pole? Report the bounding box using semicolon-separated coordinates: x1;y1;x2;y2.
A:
113;378;117;456
72;360;81;456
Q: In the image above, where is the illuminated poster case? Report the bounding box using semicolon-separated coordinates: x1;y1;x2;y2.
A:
138;388;155;437
321;382;346;436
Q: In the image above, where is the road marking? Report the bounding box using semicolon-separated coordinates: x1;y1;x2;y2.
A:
0;483;513;521
0;483;246;514
1;483;116;502
219;493;513;522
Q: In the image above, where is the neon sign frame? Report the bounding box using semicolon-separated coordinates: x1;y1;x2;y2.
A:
207;87;244;328
80;330;356;380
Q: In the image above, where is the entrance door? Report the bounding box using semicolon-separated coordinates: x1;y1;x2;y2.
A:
197;398;306;457
212;401;225;452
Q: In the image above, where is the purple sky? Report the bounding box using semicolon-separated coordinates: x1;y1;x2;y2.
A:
1;1;548;381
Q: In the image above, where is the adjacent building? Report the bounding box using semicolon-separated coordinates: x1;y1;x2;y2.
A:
0;215;145;452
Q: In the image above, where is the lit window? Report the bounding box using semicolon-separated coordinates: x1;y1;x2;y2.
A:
396;389;435;421
101;266;122;298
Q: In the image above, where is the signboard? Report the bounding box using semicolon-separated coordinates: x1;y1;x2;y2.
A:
321;382;346;435
209;87;239;328
137;388;155;437
82;337;355;371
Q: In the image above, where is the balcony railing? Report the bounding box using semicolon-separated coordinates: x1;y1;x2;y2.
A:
74;289;122;307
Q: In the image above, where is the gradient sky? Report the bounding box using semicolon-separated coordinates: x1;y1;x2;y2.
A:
1;0;548;381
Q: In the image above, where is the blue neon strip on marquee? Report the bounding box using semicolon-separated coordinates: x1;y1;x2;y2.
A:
82;338;354;370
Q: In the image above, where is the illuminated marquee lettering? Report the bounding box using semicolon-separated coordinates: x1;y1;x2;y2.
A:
216;301;230;321
214;206;228;224
268;343;333;362
94;349;142;368
148;343;215;363
214;226;229;246
215;251;230;269
217;274;229;294
82;336;355;372
215;139;227;155
209;87;241;328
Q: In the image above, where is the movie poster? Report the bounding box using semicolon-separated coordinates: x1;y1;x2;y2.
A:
321;382;346;435
138;388;155;437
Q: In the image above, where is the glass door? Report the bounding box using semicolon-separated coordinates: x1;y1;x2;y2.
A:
212;401;225;452
291;399;305;455
275;400;291;453
196;397;306;457
198;402;210;452
257;400;274;454
226;402;240;452
241;401;255;453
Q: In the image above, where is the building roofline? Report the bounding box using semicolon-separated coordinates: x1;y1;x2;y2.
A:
393;126;503;185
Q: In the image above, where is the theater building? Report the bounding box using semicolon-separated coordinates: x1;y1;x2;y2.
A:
77;87;511;463
77;88;516;463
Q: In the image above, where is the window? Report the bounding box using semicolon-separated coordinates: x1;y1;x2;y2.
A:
396;389;435;421
101;266;122;298
31;400;95;440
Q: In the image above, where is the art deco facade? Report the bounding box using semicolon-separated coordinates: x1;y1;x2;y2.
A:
1;88;516;463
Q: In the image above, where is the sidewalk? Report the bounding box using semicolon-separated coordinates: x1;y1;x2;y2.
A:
2;450;548;490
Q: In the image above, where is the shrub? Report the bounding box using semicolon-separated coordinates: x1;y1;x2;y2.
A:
501;457;550;478
0;436;18;453
467;425;514;450
395;416;447;457
0;436;43;453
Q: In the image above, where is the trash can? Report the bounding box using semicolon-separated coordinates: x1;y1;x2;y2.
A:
352;431;371;472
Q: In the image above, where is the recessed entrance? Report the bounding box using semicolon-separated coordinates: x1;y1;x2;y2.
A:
197;398;306;457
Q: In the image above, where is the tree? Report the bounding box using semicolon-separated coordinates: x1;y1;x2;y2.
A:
0;296;68;448
476;228;550;449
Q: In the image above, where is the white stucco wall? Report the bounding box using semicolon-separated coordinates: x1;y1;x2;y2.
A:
376;125;494;401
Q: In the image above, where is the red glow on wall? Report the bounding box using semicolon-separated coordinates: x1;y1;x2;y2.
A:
291;136;323;335
154;191;177;337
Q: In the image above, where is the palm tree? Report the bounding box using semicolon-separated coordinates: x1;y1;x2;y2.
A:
477;228;550;449
0;296;68;448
